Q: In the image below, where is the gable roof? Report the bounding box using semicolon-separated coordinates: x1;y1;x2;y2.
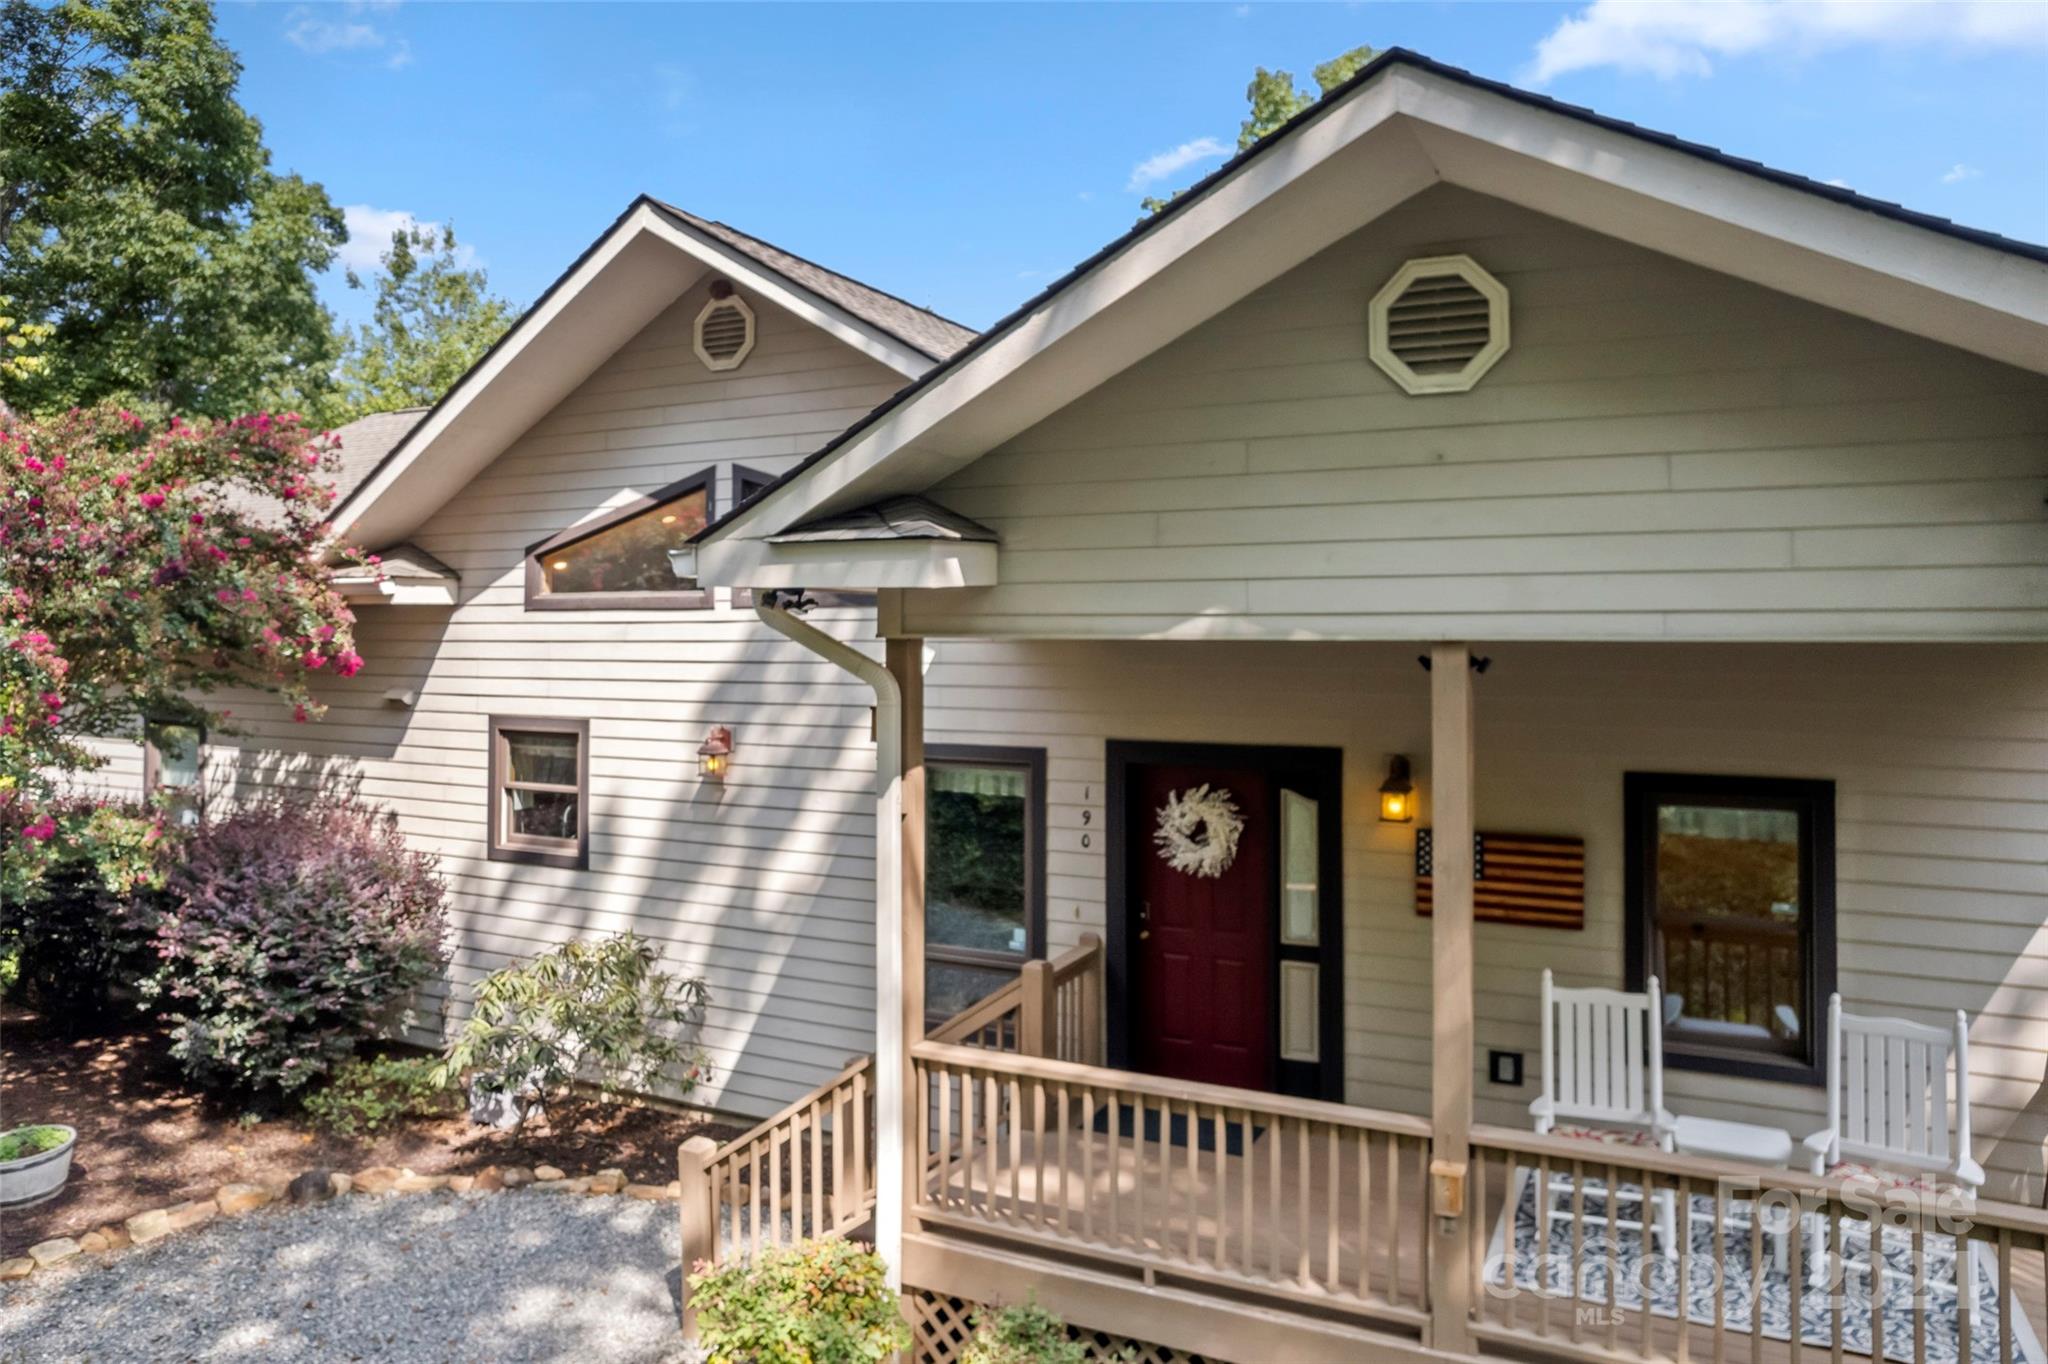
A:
329;199;974;553
329;406;428;506
693;48;2048;563
649;202;976;362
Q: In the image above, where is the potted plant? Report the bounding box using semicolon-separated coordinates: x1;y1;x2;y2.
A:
0;1125;77;1207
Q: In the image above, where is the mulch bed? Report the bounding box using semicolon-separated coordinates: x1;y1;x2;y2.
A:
0;1006;743;1256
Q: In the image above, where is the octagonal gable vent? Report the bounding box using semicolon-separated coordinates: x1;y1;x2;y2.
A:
694;292;756;372
1368;254;1509;395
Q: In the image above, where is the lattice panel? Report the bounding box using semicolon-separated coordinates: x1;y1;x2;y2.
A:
905;1288;1219;1364
907;1290;976;1364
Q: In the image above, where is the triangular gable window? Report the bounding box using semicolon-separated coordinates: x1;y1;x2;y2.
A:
525;470;713;610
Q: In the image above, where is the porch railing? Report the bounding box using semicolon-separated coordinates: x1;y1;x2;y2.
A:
911;1038;1437;1335
1464;1122;2048;1364
678;1053;875;1284
928;933;1104;1064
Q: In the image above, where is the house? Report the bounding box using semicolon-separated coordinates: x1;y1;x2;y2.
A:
677;49;2048;1364
96;47;2045;1364
97;202;979;1121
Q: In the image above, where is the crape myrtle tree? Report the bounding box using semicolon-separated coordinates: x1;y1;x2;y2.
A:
1;405;372;900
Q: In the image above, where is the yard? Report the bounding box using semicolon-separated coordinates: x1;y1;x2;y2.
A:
1;1006;738;1259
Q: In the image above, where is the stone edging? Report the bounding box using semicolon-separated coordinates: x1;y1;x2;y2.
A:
0;1163;680;1284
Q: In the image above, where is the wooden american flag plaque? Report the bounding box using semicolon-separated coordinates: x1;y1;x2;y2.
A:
1415;829;1585;930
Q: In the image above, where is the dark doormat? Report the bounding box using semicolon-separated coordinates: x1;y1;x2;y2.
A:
1090;1102;1262;1156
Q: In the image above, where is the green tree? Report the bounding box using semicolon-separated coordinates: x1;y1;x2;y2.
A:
1238;45;1378;150
1142;44;1378;214
0;0;347;418
332;223;515;423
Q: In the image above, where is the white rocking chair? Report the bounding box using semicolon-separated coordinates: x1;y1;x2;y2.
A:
1529;970;1678;1256
1801;994;1985;1302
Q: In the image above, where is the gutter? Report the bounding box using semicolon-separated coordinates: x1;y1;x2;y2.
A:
750;600;910;1287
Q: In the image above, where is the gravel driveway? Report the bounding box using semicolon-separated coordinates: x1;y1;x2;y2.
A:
0;1191;691;1363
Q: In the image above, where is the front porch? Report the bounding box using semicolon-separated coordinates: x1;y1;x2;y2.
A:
675;635;2048;1363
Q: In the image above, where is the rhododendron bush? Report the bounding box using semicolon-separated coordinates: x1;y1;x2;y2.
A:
1;406;371;900
141;800;449;1094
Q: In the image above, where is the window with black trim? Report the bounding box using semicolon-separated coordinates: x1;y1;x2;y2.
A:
1625;772;1835;1084
144;719;205;827
488;717;589;869
925;745;1046;1028
524;471;712;610
730;466;776;609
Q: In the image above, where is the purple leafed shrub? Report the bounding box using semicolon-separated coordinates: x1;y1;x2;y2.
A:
143;800;449;1093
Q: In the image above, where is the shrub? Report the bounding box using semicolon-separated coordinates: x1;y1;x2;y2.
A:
436;931;708;1124
0;796;164;1023
0;1126;71;1162
963;1298;1086;1364
688;1238;910;1364
141;800;448;1094
300;1054;455;1135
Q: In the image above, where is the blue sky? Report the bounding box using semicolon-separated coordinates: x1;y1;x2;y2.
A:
215;2;2048;331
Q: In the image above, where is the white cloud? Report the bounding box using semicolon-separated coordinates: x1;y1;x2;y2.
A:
1940;163;1984;184
1823;177;1852;188
284;3;413;70
1527;0;2048;84
335;205;476;275
1126;137;1230;192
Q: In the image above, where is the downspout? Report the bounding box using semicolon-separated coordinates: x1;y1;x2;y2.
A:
752;600;909;1286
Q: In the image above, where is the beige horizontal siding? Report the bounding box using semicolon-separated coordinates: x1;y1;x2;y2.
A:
123;280;912;1121
909;184;2048;642
921;637;2048;1204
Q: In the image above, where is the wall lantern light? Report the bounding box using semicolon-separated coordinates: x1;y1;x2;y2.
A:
698;725;734;779
1379;755;1415;823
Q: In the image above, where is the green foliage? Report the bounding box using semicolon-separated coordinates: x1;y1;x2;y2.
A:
929;787;1025;924
0;295;51;386
0;0;346;417
1239;45;1377;150
436;932;710;1120
688;1238;911;1364
329;223;515;425
0;796;166;1020
0;1125;71;1162
1143;43;1377;216
300;1054;455;1135
962;1297;1086;1364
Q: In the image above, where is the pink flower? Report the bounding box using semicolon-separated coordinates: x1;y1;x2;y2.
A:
140;491;166;510
315;624;334;640
20;814;56;842
336;650;365;678
235;537;251;548
112;474;130;488
292;704;309;723
304;451;322;466
241;588;258;602
40;692;61;710
303;654;327;670
217;589;236;603
22;456;44;473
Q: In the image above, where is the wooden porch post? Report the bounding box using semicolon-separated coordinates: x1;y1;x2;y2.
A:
1427;641;1476;1353
885;638;927;1262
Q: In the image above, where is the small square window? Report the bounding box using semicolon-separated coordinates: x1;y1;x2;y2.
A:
1626;772;1835;1084
489;717;589;869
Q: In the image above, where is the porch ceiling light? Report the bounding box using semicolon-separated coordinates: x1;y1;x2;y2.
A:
698;725;733;780
1379;755;1415;823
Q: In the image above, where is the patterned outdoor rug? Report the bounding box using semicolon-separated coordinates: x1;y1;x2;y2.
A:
1484;1167;2044;1364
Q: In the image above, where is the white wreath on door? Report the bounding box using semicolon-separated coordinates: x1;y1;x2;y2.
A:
1151;784;1244;879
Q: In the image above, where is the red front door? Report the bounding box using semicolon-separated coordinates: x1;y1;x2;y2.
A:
1132;763;1274;1092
